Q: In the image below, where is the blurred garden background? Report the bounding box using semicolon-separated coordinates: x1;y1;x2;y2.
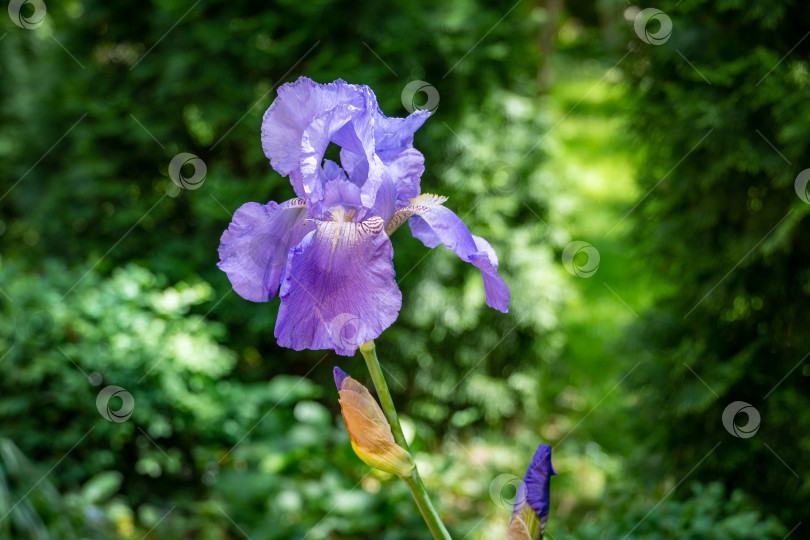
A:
1;0;809;538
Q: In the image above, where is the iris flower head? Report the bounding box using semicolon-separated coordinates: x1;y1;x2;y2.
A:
218;77;510;355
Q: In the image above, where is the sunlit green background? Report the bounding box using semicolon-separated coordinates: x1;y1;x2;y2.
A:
1;0;809;538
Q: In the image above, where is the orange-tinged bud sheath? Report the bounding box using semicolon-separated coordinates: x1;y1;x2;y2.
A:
334;367;414;477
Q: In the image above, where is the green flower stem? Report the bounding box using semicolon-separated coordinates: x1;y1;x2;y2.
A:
359;340;452;540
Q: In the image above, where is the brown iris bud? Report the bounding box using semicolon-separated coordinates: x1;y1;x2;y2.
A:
334;367;415;477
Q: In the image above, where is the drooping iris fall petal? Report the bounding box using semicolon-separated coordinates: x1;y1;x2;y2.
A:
274;218;401;356
388;194;510;313
217;198;312;302
333;367;414;476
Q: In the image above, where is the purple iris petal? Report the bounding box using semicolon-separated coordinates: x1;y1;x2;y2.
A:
217;198;312;302
333;366;349;390
261;78;364;199
408;204;509;312
366;161;398;225
373;108;429;211
519;444;556;523
274;217;402;356
308;167;368;222
263;77;427;215
300;103;372;206
339;147;369;187
374;109;430;151
322;159;348;183
378;148;425;209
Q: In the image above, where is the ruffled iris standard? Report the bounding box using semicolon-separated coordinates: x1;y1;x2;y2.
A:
218;77;510;355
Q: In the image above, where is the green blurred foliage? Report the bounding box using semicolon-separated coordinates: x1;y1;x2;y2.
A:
622;0;810;529
0;0;804;538
572;482;785;540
